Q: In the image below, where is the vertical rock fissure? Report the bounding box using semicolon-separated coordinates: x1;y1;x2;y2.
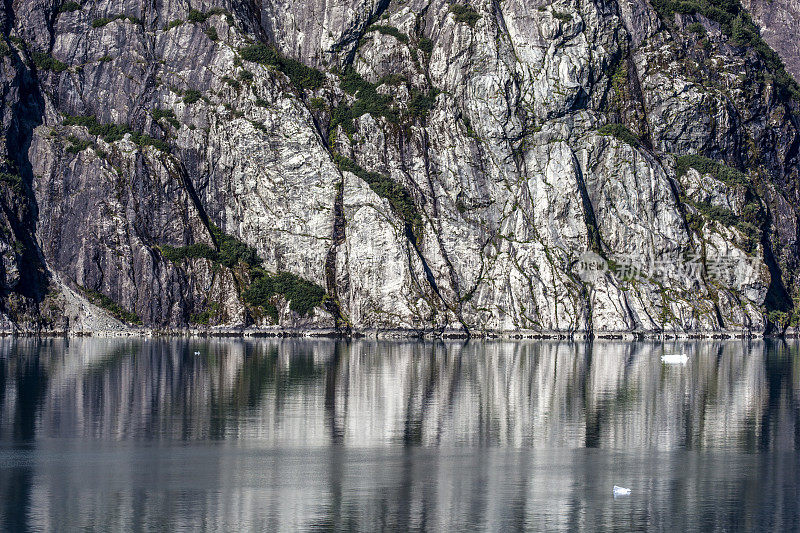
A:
624;53;652;148
175;161;215;245
342;0;394;67
1;0;14;34
573;159;604;256
762;208;793;332
3;30;47;310
324;177;349;331
572;159;607;335
406;222;470;335
324;2;460;330
419;128;470;332
171;161;258;325
405;223;441;301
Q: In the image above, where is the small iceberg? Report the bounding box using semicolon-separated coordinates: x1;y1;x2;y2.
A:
613;485;631;496
661;353;688;365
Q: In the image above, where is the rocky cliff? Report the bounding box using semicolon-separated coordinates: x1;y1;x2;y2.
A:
741;0;800;81
0;0;798;336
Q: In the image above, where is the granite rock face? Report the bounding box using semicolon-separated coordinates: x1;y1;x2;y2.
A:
742;0;800;81
0;0;798;335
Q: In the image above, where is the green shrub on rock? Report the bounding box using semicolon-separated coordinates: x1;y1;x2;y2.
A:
0;172;24;193
243;270;325;317
164;19;184;31
449;4;481;26
81;287;141;324
408;88;440;118
239;44;324;91
204;26;219;41
32;51;67;72
188;8;228;23
152;108;180;129
367;25;409;43
418;37;434;54
59;2;81;13
650;0;800;100
161;225;326;322
63;114;169;151
92;15;141;28
334;154;421;235
182;89;202;104
65;135;91;153
598;123;639;146
675;154;747;186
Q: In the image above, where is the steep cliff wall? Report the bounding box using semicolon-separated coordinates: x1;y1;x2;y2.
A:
0;0;798;336
742;0;800;81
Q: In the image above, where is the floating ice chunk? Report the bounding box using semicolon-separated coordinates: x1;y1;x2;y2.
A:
613;485;631;496
661;353;688;364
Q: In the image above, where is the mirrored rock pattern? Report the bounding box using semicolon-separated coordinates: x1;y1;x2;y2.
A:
0;339;797;531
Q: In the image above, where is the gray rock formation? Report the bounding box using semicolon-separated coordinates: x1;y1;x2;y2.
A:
742;0;800;81
0;0;798;336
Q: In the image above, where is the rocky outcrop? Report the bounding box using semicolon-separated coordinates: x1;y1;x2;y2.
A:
742;0;800;81
0;0;798;336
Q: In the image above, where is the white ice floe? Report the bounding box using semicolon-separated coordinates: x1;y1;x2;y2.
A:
661;353;689;364
613;485;631;496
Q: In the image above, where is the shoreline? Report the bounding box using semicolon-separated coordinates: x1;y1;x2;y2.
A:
0;326;794;340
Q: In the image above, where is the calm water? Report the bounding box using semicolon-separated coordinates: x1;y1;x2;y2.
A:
0;339;797;531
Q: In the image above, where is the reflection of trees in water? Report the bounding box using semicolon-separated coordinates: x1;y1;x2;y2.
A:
757;341;800;451
0;340;49;532
0;339;334;441
209;343;328;439
322;340;795;450
0;339;798;449
0;339;798;531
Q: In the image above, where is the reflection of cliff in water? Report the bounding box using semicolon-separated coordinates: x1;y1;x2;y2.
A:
0;339;797;450
0;339;798;531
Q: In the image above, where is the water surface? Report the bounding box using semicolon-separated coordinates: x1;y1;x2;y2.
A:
0;338;798;531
